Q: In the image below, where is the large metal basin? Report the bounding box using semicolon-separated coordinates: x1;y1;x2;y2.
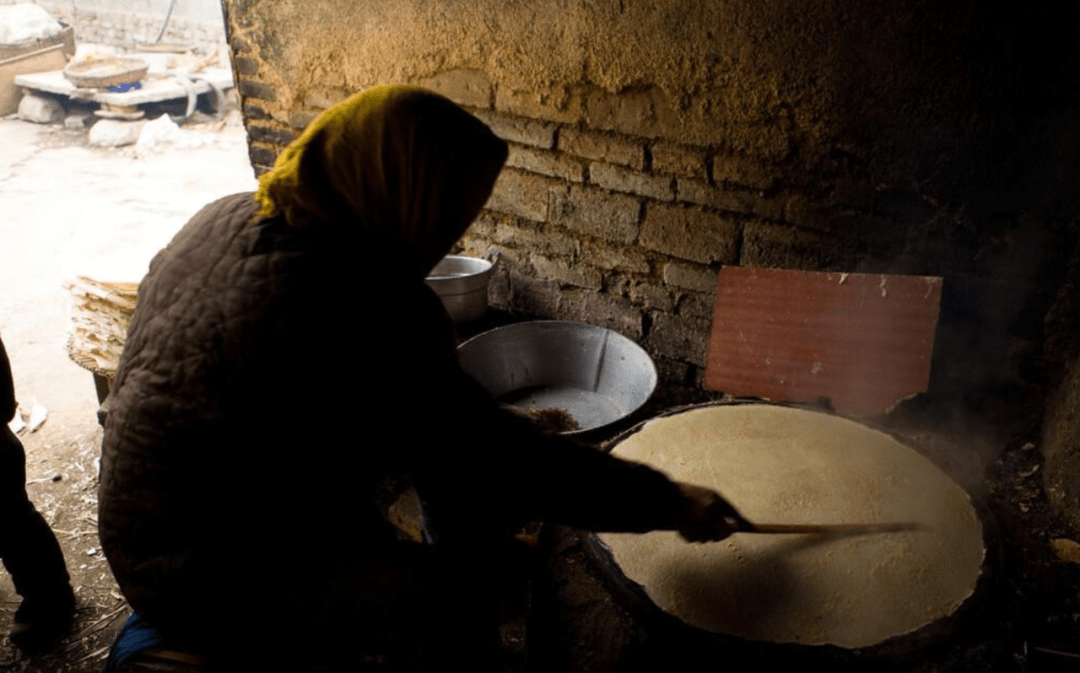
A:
458;321;658;435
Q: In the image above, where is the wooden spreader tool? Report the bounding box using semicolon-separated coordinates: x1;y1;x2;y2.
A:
710;504;924;537
714;503;923;537
737;521;923;535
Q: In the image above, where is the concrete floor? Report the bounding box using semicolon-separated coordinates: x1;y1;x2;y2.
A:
0;107;256;671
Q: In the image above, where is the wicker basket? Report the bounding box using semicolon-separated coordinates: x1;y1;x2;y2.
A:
0;22;74;61
63;56;149;88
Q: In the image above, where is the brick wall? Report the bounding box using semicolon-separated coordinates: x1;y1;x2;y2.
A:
221;0;1080;407
63;8;223;52
227;64;842;384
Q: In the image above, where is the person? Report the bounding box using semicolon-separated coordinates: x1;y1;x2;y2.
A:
98;85;749;671
0;335;75;651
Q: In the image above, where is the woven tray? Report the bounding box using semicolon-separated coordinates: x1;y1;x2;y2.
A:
63;56;148;88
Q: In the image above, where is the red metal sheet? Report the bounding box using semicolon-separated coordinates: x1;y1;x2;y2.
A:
705;266;943;415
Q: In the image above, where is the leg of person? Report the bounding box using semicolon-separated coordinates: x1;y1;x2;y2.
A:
0;426;75;651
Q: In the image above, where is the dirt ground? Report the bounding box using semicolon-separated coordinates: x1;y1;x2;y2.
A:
0;102;257;671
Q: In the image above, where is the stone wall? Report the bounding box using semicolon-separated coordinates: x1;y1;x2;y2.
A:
1;0;226;52
219;0;1080;432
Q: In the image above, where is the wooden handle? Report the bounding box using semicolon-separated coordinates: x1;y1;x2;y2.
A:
743;522;923;535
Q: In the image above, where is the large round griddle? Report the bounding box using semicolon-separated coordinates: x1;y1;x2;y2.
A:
596;403;985;650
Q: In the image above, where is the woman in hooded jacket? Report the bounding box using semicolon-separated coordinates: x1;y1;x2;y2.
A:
99;85;746;671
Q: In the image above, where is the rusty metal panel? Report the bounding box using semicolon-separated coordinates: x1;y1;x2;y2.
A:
705;266;943;415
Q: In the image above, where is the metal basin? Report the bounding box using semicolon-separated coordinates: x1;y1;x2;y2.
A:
425;255;492;323
457;321;658;435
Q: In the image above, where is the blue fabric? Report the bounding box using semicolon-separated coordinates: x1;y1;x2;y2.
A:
106;81;142;93
103;613;166;671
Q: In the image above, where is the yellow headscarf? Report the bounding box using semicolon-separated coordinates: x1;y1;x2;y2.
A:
256;85;508;278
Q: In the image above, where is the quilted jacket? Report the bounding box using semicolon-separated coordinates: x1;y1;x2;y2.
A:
98;192;685;645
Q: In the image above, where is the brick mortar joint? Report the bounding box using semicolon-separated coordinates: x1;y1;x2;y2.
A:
732;220;747;263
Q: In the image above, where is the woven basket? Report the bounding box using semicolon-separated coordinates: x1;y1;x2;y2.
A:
0;23;74;61
63;56;148;88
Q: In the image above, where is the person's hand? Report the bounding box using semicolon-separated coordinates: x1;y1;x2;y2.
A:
674;482;753;542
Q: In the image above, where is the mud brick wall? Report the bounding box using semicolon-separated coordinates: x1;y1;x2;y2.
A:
222;0;1080;392
1;0;226;53
218;0;1080;528
222;69;843;387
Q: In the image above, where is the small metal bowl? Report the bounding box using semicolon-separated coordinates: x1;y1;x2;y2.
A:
425;255;493;323
458;320;658;435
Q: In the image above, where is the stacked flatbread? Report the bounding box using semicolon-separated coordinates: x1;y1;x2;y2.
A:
65;276;138;378
598;404;984;649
